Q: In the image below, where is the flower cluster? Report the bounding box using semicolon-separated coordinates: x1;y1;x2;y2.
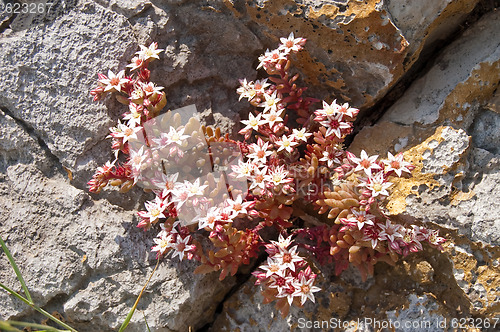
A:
252;234;320;316
89;34;445;317
88;42;166;193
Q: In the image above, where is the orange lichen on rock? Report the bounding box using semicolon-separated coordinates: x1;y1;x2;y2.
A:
224;0;408;108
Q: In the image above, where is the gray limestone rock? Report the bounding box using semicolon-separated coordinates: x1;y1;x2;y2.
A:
1;0;497;331
208;6;500;332
0;160;234;331
382;10;500;127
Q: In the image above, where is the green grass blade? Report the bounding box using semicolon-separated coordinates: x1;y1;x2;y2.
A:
0;281;32;306
32;307;78;332
142;311;151;332
0;234;33;302
0;235;79;332
4;320;71;331
0;282;78;332
119;258;159;332
0;320;23;331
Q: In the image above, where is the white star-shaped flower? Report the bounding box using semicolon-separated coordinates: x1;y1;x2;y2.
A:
99;70;128;92
136;42;163;61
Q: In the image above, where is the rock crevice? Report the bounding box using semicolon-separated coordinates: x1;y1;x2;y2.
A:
1;106;65;176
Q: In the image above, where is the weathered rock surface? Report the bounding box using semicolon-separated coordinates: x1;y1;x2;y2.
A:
348;7;500;327
211;5;500;332
350;9;500;245
0;112;234;331
224;0;479;110
0;0;498;331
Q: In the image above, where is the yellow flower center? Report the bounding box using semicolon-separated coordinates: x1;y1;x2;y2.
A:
132;89;144;99
273;174;283;183
325;107;335;115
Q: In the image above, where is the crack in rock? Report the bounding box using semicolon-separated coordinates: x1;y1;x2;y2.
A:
0;106;65;176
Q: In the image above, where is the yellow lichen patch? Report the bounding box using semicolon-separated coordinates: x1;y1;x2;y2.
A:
308;0;394;22
485;88;500;114
437;59;500;127
445;236;500;317
403;260;434;284
295;50;344;89
308;4;339;20
450;189;476;206
385;127;451;215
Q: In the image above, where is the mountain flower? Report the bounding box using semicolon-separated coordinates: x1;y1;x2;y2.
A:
350;150;382;176
136;42;163;61
99;70;128;92
169;235;195;261
291;276;321;305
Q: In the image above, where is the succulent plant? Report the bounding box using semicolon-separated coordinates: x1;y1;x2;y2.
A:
89;35;445;317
